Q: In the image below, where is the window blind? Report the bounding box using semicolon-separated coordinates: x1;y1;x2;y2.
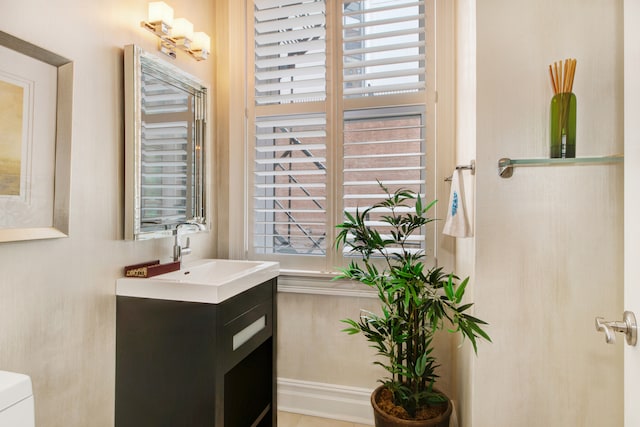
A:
254;0;326;105
342;0;426;98
254;114;327;255
342;107;426;255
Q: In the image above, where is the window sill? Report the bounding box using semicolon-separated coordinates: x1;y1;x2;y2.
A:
277;270;377;298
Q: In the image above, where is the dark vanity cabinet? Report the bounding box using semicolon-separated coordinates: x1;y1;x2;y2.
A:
115;278;277;427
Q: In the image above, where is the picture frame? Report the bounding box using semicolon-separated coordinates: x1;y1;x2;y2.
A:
0;31;73;243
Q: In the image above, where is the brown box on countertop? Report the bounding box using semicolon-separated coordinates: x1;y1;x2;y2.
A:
123;260;181;278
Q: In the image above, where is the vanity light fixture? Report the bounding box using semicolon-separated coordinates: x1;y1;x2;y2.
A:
141;1;210;61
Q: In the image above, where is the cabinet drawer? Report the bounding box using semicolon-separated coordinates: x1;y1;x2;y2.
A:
222;299;273;370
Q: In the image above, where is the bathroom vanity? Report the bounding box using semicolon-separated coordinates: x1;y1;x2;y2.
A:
115;259;279;427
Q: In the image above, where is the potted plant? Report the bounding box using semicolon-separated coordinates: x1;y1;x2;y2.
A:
335;184;490;426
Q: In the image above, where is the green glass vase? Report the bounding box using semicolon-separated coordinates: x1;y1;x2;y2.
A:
550;92;576;158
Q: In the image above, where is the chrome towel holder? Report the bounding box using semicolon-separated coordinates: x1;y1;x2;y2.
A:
445;160;475;182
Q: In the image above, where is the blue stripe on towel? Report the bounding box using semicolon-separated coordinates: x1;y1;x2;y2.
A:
451;192;458;216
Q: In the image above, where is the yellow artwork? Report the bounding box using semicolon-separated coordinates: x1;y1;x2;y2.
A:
0;79;23;196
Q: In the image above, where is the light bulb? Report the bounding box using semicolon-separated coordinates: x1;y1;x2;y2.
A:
148;2;173;25
172;18;194;41
192;32;210;52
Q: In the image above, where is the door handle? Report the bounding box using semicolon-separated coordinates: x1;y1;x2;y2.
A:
595;311;637;346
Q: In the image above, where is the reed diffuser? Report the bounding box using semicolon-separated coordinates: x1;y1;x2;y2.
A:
548;58;577;158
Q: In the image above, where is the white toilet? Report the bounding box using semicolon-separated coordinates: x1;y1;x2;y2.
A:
0;371;34;427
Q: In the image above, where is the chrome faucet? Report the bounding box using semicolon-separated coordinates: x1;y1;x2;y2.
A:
172;221;206;263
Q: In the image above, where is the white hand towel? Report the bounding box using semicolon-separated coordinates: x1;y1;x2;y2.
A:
442;170;472;238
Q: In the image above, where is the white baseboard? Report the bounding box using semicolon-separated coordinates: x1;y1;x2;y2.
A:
277;378;374;425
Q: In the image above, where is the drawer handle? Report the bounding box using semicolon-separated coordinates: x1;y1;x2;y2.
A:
232;315;266;351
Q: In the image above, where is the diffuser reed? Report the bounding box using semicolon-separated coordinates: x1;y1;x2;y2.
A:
548;58;577;158
548;58;576;95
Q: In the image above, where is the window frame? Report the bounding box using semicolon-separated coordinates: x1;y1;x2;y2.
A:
242;0;445;274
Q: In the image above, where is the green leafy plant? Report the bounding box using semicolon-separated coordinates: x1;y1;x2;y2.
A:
335;184;490;419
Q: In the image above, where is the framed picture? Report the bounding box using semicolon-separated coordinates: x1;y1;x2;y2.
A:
0;31;73;242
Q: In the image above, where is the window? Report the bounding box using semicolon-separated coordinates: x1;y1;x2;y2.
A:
254;114;327;256
343;107;426;256
248;0;434;271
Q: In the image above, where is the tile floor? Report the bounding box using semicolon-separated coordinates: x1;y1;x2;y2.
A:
278;411;371;427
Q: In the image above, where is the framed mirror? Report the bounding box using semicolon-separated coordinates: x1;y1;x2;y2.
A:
124;45;208;240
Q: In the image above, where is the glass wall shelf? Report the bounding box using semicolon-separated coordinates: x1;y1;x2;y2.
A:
498;155;623;178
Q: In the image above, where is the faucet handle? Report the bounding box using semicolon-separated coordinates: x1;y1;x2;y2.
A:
181;237;192;256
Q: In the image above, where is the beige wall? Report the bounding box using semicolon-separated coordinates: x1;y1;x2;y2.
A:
0;1;625;426
277;292;383;389
277;290;456;395
0;1;215;426
454;1;477;425
462;0;624;426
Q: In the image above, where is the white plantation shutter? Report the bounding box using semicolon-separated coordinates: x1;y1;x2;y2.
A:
254;115;327;255
342;107;426;255
342;0;426;98
248;0;432;267
254;0;326;105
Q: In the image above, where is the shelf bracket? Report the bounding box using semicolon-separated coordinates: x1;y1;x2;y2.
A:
498;158;513;178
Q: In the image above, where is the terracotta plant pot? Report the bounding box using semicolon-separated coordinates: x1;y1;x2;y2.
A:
370;385;453;427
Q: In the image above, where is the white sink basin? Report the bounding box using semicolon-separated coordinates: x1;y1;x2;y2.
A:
116;259;279;303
